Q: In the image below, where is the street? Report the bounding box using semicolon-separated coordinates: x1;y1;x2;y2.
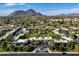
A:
0;52;79;56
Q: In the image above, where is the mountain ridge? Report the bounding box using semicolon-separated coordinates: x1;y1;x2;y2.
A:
56;13;79;16
9;9;43;16
9;9;79;16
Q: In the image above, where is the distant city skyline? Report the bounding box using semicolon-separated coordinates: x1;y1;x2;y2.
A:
0;3;79;16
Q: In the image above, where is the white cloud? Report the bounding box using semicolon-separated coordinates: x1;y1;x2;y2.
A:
45;8;79;16
4;3;26;6
5;3;16;6
0;9;16;16
19;3;26;5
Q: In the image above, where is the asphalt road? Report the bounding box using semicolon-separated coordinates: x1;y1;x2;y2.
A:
0;52;79;56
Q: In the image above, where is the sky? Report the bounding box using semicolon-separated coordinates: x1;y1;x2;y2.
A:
0;3;79;16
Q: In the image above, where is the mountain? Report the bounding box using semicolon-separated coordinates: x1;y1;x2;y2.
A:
9;9;79;16
9;9;43;16
57;13;79;16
